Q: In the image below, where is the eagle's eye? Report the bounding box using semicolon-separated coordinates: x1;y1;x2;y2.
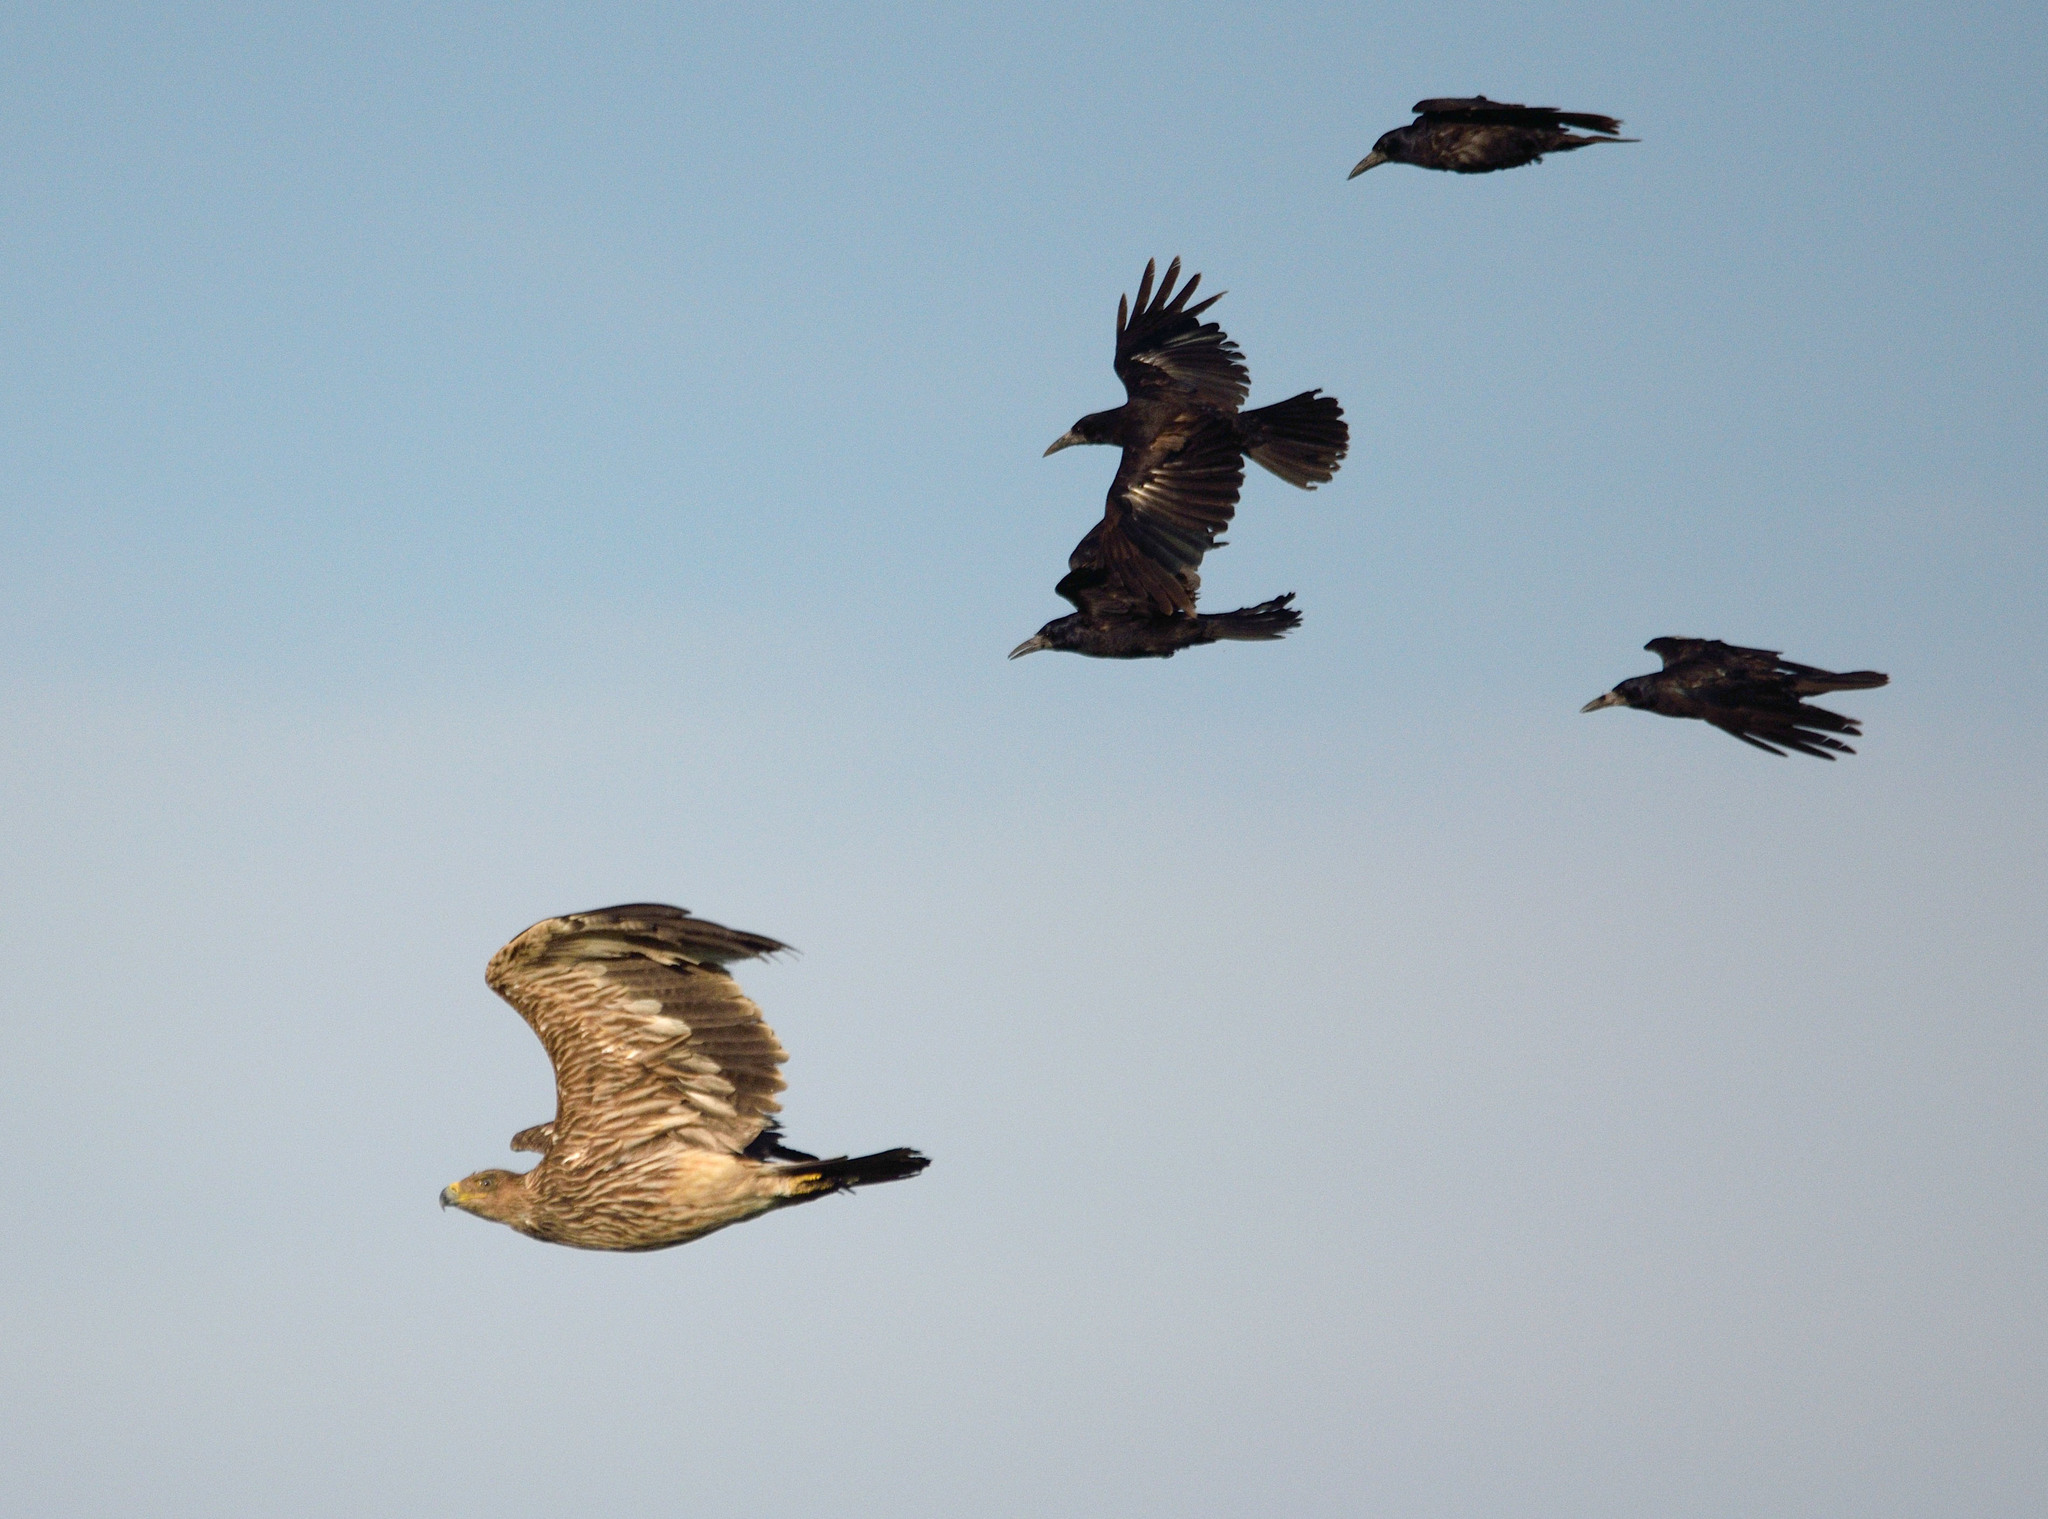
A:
475;1175;497;1190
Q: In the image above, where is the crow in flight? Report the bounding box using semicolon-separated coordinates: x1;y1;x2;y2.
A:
1581;638;1890;759
1349;97;1636;177
1011;258;1347;661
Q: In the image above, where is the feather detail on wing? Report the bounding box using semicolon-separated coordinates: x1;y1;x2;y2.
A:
485;904;792;1168
1704;709;1862;760
1057;519;1200;619
1646;635;1756;671
1114;258;1250;411
1412;97;1626;134
1647;637;1887;693
510;1123;556;1155
1058;420;1246;617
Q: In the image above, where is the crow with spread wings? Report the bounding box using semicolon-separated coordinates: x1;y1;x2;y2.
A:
441;904;927;1251
1582;638;1890;759
1350;97;1636;177
1010;258;1348;661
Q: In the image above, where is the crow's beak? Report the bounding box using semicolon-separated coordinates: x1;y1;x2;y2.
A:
1348;150;1389;178
1581;691;1626;713
1043;431;1083;456
1008;635;1051;660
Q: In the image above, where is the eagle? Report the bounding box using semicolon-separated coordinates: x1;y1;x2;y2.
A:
1011;257;1348;660
440;904;928;1251
1581;638;1891;759
1349;97;1637;177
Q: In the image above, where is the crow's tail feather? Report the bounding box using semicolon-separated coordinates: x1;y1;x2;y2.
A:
1202;593;1302;642
1786;666;1889;694
1555;111;1628;134
1237;390;1349;488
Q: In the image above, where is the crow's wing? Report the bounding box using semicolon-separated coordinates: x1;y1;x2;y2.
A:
1646;636;1782;676
1114;257;1250;411
1057;419;1246;618
1413;97;1625;134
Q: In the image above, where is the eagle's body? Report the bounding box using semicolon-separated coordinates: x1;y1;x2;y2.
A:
1582;638;1890;759
1350;97;1636;177
475;1145;811;1254
1014;258;1346;661
441;904;927;1252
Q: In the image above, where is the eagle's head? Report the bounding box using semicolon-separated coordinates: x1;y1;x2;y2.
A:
440;1168;536;1228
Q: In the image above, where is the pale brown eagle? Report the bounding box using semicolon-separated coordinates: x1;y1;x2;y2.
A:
441;904;928;1251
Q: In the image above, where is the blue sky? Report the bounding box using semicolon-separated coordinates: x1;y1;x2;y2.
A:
3;4;2044;1516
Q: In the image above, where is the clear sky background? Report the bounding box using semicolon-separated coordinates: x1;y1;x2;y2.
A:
3;3;2044;1515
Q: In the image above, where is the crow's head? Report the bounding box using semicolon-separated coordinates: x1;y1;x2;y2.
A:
1348;129;1405;177
1580;676;1653;713
1007;614;1086;659
1043;409;1123;456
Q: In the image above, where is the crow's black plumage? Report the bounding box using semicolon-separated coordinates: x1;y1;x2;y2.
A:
1582;638;1890;759
1350;96;1637;177
1012;259;1346;662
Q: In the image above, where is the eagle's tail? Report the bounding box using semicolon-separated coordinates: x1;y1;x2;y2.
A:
1201;593;1302;642
1237;389;1349;488
777;1147;930;1196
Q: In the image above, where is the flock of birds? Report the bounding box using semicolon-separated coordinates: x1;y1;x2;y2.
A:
441;97;1891;1253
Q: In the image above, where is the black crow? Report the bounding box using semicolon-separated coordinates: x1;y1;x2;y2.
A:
1350;97;1636;177
1012;259;1345;661
1582;638;1890;759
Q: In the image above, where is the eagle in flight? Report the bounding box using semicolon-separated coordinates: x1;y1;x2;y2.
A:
1011;258;1348;660
1582;638;1890;759
441;904;927;1251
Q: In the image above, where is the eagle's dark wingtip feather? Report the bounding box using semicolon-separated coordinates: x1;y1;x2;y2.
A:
744;1125;821;1164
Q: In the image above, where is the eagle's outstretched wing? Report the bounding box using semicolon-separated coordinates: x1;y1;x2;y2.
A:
1057;419;1247;618
485;904;791;1168
1114;258;1250;412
